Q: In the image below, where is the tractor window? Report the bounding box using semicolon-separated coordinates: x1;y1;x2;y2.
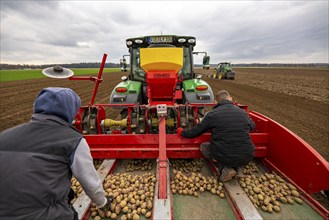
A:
131;48;146;81
179;47;193;79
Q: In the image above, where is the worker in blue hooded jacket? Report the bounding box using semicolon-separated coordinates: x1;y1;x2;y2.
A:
0;87;110;220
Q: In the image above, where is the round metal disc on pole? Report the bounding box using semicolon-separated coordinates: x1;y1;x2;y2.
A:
42;66;74;78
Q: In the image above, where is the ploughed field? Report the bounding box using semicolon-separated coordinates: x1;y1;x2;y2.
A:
1;67;327;161
1;67;328;209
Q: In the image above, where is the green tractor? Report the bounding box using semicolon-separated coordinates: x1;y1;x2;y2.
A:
112;35;214;123
212;62;236;80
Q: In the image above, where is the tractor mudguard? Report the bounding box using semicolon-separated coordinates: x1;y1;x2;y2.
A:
110;80;142;107
183;79;214;103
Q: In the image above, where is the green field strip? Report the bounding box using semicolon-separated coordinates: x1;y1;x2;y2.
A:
0;68;120;82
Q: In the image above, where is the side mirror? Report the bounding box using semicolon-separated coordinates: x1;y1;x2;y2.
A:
42;66;74;78
120;58;127;72
202;56;210;70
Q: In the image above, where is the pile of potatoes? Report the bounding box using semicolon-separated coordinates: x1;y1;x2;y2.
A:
90;172;156;220
171;169;226;199
171;159;203;173
240;161;259;175
238;172;303;213
125;159;153;172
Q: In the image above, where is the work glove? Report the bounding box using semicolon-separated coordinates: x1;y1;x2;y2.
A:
177;127;184;136
99;196;113;212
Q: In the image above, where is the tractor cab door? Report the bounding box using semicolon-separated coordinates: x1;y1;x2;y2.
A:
131;49;146;81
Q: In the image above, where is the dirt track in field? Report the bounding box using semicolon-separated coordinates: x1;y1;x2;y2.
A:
1;67;328;208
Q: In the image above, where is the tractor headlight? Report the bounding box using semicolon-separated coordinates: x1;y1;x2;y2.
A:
188;38;196;43
113;96;127;102
135;39;143;44
126;40;133;46
177;38;186;43
196;94;210;100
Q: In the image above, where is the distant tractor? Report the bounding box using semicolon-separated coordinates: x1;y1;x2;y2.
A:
212;62;236;80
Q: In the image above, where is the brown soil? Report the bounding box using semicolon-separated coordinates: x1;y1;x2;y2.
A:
1;67;328;210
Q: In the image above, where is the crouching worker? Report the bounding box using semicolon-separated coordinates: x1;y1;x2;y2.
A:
0;87;111;220
178;90;255;182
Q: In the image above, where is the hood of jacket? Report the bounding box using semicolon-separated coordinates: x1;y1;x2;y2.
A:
33;87;81;123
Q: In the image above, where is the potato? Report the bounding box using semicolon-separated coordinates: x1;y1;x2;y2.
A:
133;214;140;220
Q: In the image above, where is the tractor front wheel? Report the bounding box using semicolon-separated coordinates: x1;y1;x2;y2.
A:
212;70;217;79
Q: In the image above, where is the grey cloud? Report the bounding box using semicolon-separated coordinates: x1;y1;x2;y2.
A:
1;1;59;19
0;1;328;64
195;1;329;63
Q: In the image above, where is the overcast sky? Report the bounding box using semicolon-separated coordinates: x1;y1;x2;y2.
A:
1;1;328;65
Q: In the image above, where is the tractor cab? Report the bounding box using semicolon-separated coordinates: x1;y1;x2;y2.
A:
219;62;232;72
127;36;196;81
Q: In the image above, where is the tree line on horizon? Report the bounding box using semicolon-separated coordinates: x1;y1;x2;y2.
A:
0;62;120;70
1;62;328;70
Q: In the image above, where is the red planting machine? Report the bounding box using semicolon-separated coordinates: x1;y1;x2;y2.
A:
43;35;329;220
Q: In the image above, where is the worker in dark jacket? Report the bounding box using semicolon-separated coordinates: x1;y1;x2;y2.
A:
0;87;110;220
179;90;255;182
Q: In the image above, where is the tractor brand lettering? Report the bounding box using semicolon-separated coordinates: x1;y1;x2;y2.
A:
148;36;173;44
153;74;170;78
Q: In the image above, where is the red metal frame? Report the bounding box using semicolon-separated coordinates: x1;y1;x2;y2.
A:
249;111;329;194
158;117;167;199
83;133;268;159
68;53;329;218
69;53;107;106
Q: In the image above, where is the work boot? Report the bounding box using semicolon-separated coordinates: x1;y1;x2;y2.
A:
219;167;237;182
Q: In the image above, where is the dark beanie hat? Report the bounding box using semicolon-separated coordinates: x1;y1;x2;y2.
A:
33;87;81;123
